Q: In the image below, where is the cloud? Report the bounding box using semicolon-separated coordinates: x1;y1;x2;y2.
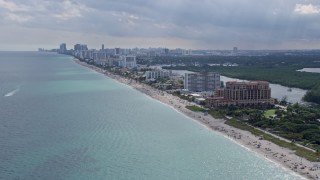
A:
294;4;320;14
0;0;320;50
5;13;33;22
53;0;90;20
0;0;29;12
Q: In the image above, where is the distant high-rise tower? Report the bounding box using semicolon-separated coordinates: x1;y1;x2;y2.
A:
74;44;88;51
115;48;120;55
59;43;67;54
102;44;104;50
164;48;169;54
233;47;238;53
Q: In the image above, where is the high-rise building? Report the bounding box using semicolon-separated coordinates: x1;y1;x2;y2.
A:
118;55;137;68
184;72;220;92
102;44;104;50
92;51;112;66
206;81;274;107
233;47;238;53
115;48;120;55
59;43;67;53
74;44;88;51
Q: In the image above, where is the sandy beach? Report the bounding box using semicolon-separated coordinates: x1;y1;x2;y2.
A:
74;59;320;180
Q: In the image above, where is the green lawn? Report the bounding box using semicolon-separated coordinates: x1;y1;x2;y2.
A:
185;105;206;112
264;109;276;118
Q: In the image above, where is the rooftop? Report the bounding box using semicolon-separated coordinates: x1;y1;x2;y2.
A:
226;81;269;85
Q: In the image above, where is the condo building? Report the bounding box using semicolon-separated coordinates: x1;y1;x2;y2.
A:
206;81;274;107
184;72;220;92
144;70;171;81
93;51;111;66
74;44;88;51
118;55;137;68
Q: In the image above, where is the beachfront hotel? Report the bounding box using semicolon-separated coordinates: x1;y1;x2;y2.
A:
184;72;220;92
206;81;274;107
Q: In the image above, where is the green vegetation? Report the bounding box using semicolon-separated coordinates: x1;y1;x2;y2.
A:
216;66;319;90
208;110;226;119
264;109;276;118
209;104;320;152
172;91;192;102
225;118;320;162
304;83;320;104
186;105;206;112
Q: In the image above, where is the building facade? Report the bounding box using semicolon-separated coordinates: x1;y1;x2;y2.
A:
144;70;171;81
206;81;274;107
184;72;220;92
59;43;67;53
118;55;137;68
74;44;88;51
115;48;120;55
93;51;109;66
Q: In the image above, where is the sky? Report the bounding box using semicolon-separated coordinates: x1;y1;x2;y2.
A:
0;0;320;50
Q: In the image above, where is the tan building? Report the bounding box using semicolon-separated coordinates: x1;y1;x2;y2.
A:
206;81;274;107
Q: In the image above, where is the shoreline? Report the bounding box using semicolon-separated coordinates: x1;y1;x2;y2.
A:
73;59;319;180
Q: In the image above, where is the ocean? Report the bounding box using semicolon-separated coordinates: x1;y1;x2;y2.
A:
0;52;301;179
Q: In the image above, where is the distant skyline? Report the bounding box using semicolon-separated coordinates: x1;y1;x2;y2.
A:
1;0;320;50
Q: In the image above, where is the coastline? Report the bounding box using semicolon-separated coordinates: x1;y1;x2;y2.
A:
73;59;319;180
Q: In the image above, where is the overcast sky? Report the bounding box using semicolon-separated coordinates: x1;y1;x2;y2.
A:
1;0;320;50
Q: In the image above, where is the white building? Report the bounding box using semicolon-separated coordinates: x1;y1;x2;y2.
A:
118;55;137;68
93;51;111;66
144;70;171;81
74;50;93;60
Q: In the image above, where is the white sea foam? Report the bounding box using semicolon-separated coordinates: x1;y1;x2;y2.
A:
4;88;20;97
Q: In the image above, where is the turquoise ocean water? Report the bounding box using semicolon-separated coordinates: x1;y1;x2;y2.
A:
0;52;302;180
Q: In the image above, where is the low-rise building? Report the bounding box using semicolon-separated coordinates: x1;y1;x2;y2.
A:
194;97;206;105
